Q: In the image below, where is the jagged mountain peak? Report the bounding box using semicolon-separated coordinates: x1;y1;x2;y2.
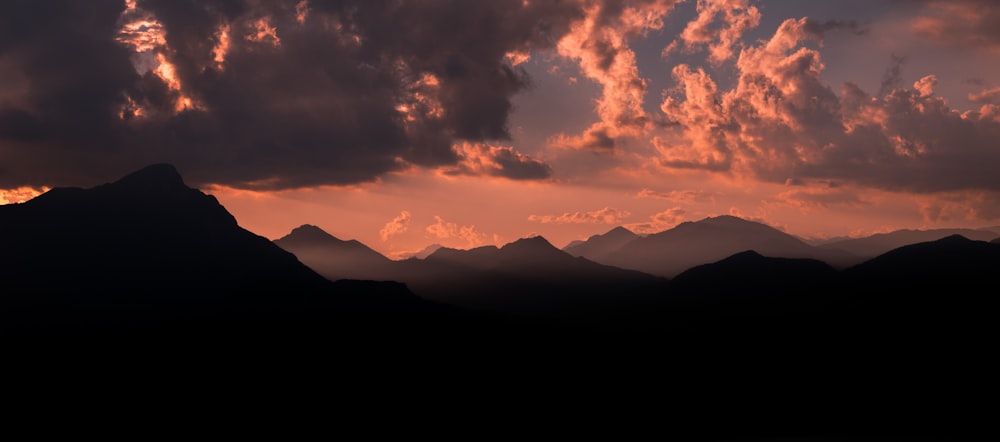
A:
603;226;636;236
107;163;186;192
280;224;343;243
935;234;975;244
503;235;557;251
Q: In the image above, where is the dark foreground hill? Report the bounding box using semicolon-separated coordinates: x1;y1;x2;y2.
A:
0;164;448;331
3;165;997;439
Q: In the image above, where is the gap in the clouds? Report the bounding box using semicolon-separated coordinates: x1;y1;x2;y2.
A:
509;56;601;156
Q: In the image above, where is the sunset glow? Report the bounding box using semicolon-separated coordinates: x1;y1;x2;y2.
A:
3;0;1000;257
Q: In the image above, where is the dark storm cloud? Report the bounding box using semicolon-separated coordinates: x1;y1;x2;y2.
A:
801;19;869;38
877;53;906;98
0;0;580;189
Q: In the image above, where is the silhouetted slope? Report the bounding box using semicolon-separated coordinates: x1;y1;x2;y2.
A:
842;235;1000;309
667;250;840;320
991;236;1000;244
821;228;1000;262
396;243;443;260
831;235;1000;389
601;215;857;277
562;226;638;262
0;164;432;329
389;236;669;317
274;224;394;281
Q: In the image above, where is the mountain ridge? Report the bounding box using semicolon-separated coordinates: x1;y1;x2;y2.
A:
580;215;858;277
0;163;435;329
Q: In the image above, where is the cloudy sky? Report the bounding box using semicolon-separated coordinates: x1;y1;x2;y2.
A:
2;0;1000;257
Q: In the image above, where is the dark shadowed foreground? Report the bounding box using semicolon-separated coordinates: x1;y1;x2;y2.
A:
2;165;997;440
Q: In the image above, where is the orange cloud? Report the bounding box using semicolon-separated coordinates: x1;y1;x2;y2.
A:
913;75;937;98
116;18;166;53
554;0;681;145
425;216;490;249
969;86;1000;104
0;186;48;205
528;207;631;225
624;207;686;234
247;17;281;47
635;188;712;204
441;142;551;180
666;0;761;64
212;23;231;70
295;0;309;25
656;14;1000;209
380;210;411;241
770;186;869;213
115;3;202;114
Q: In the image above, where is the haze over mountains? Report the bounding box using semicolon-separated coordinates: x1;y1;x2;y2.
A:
5;162;997;329
563;215;859;277
4;163;999;438
278;213;1000;288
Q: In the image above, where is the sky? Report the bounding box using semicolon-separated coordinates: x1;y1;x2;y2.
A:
2;0;1000;258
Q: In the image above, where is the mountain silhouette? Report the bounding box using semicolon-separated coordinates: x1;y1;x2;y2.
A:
274;224;395;281
666;250;841;322
396;243;444;260
6;166;997;438
833;234;1000;381
820;228;1000;262
382;236;670;317
842;234;1000;300
0;164;431;330
562;226;639;262
598;215;858;277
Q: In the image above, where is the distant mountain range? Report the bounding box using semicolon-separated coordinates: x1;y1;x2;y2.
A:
818;228;1000;259
278;215;1000;288
274;224;395;281
279;228;667;317
273;217;1000;331
564;215;858;277
5;163;999;437
3;164;998;345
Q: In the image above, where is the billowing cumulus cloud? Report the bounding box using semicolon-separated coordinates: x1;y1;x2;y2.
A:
528;206;631;224
0;0;597;189
657;16;1000;196
550;0;682;150
426;215;490;248
664;0;760;64
379;210;411;241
